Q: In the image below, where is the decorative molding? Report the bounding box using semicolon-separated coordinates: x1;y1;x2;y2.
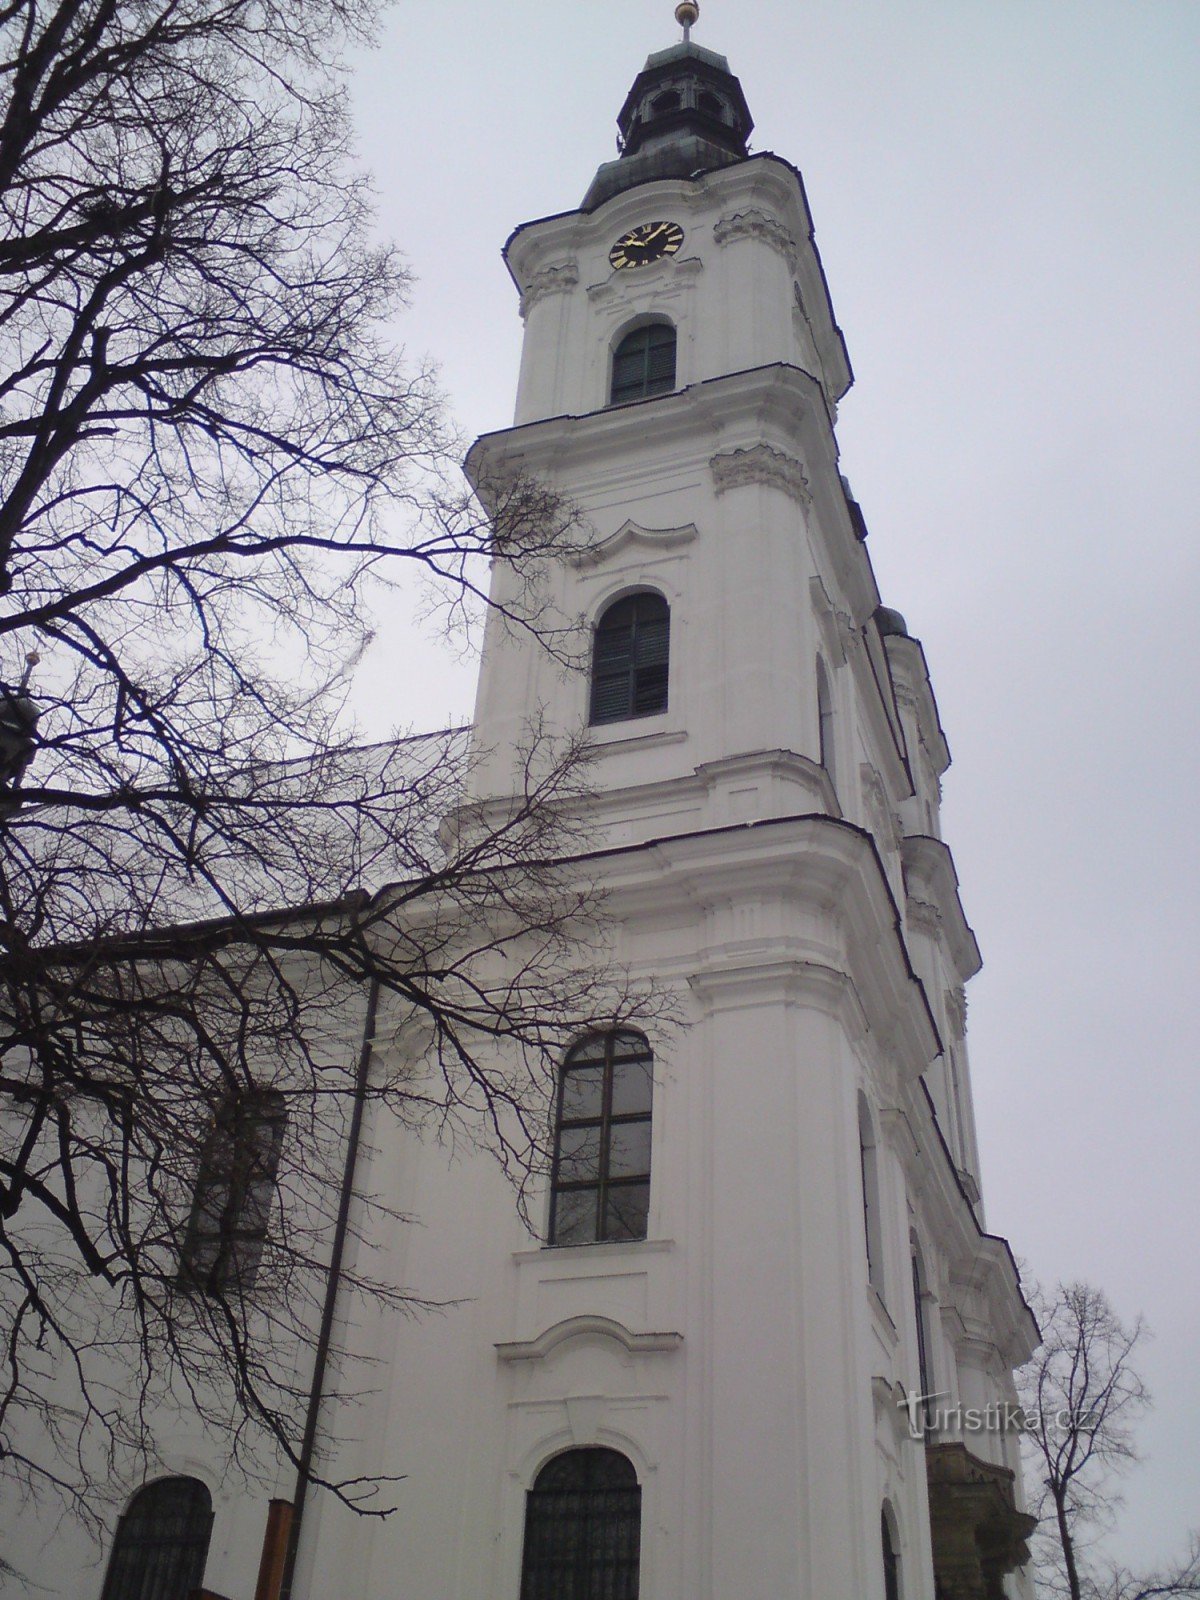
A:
810;575;852;667
892;680;921;714
710;443;810;505
907;898;942;938
519;260;579;317
861;762;901;853
956;1167;982;1207
495;1315;684;1364
569;517;699;570
880;1105;922;1167
586;254;702;306
944;986;968;1036
713;207;799;269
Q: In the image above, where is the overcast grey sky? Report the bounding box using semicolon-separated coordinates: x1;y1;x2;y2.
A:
346;1;1199;1568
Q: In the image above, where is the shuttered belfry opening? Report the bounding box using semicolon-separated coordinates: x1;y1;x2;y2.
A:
589;592;669;725
610;322;676;404
100;1477;213;1600
519;1448;641;1600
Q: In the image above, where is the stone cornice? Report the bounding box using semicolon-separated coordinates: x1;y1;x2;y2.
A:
465;363;829;501
590;814;941;1080
901;836;982;983
883;633;951;776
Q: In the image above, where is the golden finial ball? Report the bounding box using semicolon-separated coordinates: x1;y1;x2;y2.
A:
675;2;699;29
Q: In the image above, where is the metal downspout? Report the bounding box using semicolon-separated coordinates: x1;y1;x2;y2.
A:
277;974;380;1600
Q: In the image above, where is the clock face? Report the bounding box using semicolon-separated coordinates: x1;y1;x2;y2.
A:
609;220;685;270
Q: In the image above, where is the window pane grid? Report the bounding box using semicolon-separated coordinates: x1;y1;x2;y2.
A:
551;1034;652;1245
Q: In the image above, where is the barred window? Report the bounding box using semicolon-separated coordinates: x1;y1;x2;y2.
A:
519;1448;641;1600
180;1087;286;1295
99;1477;213;1600
589;592;669;726
550;1033;653;1246
610;322;676;405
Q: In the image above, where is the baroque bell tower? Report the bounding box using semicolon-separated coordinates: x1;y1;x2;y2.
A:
310;12;1042;1599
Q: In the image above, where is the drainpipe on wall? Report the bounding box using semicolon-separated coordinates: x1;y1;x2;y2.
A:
275;974;381;1600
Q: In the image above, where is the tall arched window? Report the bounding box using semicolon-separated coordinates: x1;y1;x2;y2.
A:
911;1240;934;1434
550;1032;653;1245
881;1506;902;1600
100;1477;213;1600
520;1448;641;1600
180;1086;286;1295
816;655;837;794
858;1092;884;1299
610;322;676;405
590;592;670;726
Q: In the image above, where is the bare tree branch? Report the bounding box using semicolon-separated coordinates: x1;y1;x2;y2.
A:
1019;1279;1194;1600
0;0;651;1545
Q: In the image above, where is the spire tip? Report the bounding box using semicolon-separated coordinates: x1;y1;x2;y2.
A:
675;2;699;43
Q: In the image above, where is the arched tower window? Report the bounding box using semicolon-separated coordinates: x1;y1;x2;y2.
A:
817;655;837;794
100;1477;213;1600
881;1505;902;1600
520;1447;641;1599
858;1092;884;1299
911;1239;934;1432
610;322;676;405
550;1032;653;1245
590;591;670;725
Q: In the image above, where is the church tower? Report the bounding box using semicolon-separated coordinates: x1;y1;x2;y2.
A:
306;15;1040;1600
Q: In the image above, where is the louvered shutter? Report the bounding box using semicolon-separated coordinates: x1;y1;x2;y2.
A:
609;323;676;405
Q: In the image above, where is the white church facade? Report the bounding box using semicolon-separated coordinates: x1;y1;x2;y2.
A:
3;22;1039;1600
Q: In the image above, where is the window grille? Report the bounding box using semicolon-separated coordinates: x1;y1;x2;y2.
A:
519;1448;641;1600
550;1033;653;1246
99;1477;213;1600
610;323;676;405
180;1087;286;1295
590;593;669;726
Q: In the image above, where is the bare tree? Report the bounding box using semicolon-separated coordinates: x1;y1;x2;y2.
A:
0;0;646;1543
1097;1537;1200;1600
1020;1280;1198;1600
